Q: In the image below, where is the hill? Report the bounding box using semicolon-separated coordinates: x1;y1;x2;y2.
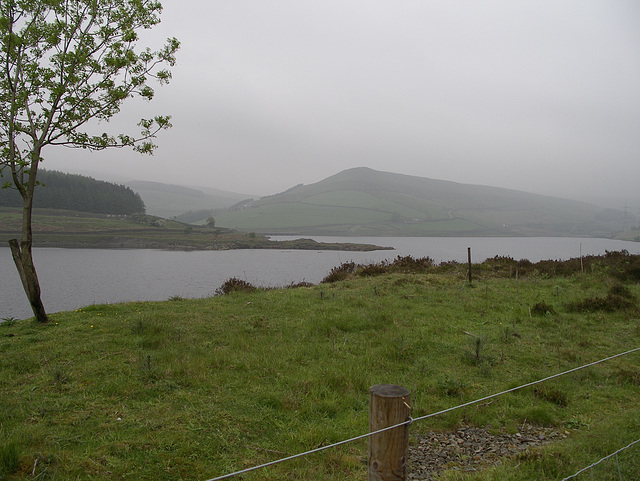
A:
0;170;145;215
213;167;624;237
126;180;253;219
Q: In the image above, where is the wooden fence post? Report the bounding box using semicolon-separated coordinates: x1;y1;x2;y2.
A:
368;384;411;481
467;247;472;284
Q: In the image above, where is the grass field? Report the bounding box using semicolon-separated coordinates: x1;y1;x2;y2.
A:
1;253;639;480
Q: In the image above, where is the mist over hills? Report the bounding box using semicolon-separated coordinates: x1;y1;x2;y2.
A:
125;180;252;219
8;167;631;238
211;167;628;237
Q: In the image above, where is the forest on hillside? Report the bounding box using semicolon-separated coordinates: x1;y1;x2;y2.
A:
0;170;145;215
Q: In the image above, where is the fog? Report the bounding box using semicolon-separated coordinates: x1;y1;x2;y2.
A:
46;0;640;209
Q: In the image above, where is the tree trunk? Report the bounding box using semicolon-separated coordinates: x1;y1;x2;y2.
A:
9;155;49;323
9;239;48;323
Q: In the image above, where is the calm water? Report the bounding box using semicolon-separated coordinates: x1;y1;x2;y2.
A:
2;236;639;320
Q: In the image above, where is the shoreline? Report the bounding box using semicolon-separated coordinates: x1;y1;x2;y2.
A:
3;236;395;252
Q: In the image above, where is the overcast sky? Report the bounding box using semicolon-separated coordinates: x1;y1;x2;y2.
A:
46;0;640;208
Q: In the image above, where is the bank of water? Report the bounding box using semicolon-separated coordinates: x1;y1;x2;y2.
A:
2;236;639;320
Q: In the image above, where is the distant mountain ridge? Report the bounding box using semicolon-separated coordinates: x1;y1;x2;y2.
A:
213;167;624;237
126;180;253;219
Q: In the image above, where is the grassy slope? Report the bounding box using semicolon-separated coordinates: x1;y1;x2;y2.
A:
0;208;388;250
215;168;621;237
0;207;248;248
1;257;639;480
615;229;640;242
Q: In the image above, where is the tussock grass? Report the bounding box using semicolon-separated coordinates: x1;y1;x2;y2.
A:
1;254;639;479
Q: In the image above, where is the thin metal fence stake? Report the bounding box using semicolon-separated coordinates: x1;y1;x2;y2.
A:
561;436;640;480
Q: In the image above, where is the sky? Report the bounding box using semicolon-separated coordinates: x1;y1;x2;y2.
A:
46;0;640;208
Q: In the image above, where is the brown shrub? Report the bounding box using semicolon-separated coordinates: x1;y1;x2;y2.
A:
216;277;257;295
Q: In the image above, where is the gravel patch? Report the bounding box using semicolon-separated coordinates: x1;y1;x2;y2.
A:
408;424;569;479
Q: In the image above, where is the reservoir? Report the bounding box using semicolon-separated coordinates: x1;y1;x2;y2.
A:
2;236;639;320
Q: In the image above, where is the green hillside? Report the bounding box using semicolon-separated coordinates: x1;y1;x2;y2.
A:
214;168;624;237
0;207;388;251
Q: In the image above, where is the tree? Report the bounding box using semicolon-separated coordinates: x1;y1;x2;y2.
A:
0;0;179;323
206;216;215;228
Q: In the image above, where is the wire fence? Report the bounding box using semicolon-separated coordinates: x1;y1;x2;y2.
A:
561;437;640;480
204;347;640;481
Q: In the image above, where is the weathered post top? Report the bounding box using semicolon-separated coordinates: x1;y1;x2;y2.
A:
369;384;411;397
